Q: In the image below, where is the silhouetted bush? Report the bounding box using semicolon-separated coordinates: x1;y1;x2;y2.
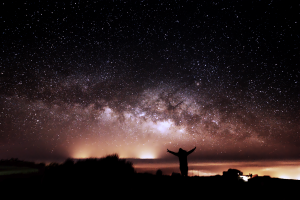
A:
43;154;135;185
223;169;242;178
156;169;163;176
47;162;59;168
74;154;135;177
63;158;75;166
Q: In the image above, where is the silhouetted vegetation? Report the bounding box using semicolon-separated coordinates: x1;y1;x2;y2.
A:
223;168;244;182
43;154;135;187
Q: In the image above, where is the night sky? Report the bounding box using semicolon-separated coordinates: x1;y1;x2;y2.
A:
1;0;299;162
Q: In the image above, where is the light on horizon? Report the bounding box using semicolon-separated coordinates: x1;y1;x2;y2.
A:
72;151;90;159
239;175;250;182
139;153;155;159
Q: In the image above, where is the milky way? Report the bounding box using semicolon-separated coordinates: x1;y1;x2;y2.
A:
1;1;299;161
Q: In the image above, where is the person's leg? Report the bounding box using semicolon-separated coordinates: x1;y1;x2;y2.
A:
180;167;188;176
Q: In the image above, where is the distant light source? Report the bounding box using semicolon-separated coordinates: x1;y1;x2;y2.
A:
73;151;89;159
239;175;250;182
139;153;155;159
279;175;290;180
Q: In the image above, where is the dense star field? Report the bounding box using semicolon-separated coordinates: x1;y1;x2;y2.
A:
1;1;299;161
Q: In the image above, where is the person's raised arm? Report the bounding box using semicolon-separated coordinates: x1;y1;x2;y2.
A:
187;147;196;155
167;149;178;156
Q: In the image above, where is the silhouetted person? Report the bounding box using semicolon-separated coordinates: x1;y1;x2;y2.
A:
167;147;196;176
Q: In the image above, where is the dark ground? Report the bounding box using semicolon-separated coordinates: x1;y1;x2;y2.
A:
0;157;299;198
1;171;299;199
